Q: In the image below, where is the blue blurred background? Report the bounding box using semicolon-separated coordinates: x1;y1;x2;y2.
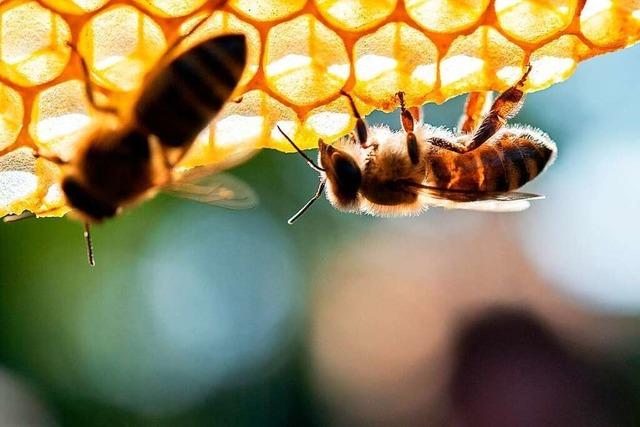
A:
1;45;639;426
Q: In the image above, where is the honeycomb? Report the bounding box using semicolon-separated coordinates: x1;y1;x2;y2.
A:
0;0;639;217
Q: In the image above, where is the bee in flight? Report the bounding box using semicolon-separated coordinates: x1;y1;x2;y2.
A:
18;13;256;265
280;65;557;223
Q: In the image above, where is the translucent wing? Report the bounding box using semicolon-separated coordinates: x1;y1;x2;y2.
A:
430;199;533;212
172;144;257;182
412;183;543;212
164;169;257;210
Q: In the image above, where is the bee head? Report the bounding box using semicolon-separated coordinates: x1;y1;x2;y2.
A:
318;140;361;204
62;177;118;222
278;126;362;224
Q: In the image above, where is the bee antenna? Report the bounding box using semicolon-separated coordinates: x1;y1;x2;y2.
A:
288;178;327;224
83;222;96;267
277;126;325;173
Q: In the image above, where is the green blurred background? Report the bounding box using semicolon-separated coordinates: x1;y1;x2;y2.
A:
1;45;640;426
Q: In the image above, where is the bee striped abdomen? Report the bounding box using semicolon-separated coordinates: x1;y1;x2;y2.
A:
494;130;556;190
425;128;556;192
135;34;247;148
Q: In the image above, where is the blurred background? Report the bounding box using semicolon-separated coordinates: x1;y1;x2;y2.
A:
1;45;639;426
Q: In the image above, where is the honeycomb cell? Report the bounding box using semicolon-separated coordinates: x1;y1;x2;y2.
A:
265;14;350;107
301;96;371;146
39;186;65;214
581;0;640;48
179;93;265;168
228;0;307;22
495;0;577;44
0;1;71;87
354;22;439;109
405;0;490;33
315;0;398;31
0;147;38;216
34;159;68;216
180;11;261;86
0;83;23;151
180;90;298;167
528;35;590;90
40;0;109;14
133;0;207;17
440;26;526;99
29;80;95;162
78;5;167;92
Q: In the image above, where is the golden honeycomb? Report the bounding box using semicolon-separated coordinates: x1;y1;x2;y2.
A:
0;0;639;217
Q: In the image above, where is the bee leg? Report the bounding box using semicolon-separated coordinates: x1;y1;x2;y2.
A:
161;10;214;65
160;0;232;63
458;92;494;134
167;149;192;169
65;41;118;115
408;106;422;125
396;92;420;164
428;137;467;154
466;64;532;152
33;150;67;165
340;90;370;148
157;150;175;184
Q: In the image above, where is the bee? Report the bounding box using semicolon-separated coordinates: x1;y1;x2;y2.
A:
30;13;255;265
279;65;557;223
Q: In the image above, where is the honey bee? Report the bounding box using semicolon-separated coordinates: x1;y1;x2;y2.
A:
30;14;255;265
280;65;557;223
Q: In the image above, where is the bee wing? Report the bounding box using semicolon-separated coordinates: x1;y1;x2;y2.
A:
431;199;533;212
412;184;543;212
164;169;257;210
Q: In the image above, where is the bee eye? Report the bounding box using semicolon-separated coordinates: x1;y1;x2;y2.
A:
332;153;361;197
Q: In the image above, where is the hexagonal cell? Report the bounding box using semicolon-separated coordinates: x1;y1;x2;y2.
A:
301;96;371;146
179;89;298;167
180;11;261;86
225;89;299;152
39;187;67;215
41;0;109;14
265;14;350;107
354;23;438;109
29;80;95;162
78;5;167;92
315;0;398;31
34;158;68;216
133;0;206;17
495;0;577;44
405;0;489;33
580;0;640;48
229;0;306;21
0;83;24;151
0;147;39;215
528;35;591;90
439;26;526;100
0;1;71;87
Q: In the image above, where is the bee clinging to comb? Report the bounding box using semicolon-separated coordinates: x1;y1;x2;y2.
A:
280;65;557;223
27;10;256;265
